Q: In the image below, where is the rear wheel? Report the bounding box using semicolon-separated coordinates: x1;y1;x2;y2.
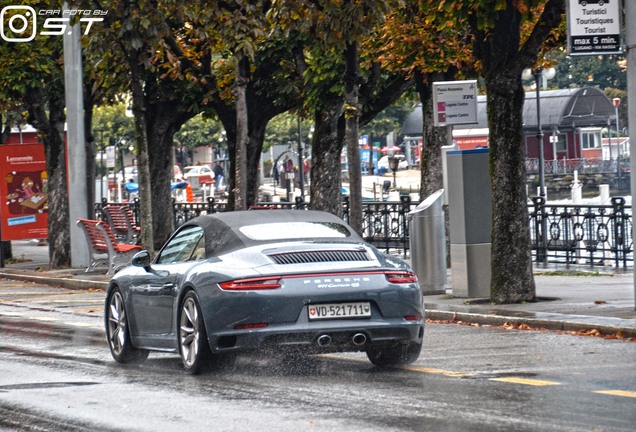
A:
179;291;213;374
366;341;422;367
105;287;149;364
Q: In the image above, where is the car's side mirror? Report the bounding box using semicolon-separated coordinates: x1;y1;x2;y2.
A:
131;250;152;271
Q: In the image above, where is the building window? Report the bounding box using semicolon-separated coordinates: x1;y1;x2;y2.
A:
580;130;601;149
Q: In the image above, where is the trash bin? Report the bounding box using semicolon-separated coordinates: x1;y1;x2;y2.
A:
408;189;447;295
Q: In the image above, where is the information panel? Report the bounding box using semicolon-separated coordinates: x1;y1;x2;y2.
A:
0;144;48;240
567;0;622;56
432;80;478;127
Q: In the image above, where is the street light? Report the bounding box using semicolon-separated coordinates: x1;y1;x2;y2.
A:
522;66;555;265
522;66;556;200
115;136;127;202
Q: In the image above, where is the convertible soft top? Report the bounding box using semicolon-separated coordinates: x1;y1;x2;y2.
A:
184;210;363;256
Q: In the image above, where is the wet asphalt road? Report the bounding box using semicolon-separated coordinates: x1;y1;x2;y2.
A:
0;279;635;431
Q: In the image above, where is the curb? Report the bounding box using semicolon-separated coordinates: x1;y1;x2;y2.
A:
0;272;109;291
425;309;636;338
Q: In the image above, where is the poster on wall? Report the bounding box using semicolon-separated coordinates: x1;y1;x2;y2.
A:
0;144;49;240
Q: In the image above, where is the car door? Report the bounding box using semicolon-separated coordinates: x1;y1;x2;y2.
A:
129;225;205;337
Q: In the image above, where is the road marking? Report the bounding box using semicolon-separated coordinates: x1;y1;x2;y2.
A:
0;311;27;317
66;322;102;329
489;377;561;386
401;365;473;377
319;354;473;377
593;390;636;399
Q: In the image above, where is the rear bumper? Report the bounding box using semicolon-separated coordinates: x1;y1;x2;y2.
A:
207;318;424;354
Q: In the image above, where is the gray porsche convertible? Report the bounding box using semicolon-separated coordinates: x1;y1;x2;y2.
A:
105;210;424;374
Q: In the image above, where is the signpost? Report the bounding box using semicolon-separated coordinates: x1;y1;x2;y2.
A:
567;0;622;56
432;80;478;127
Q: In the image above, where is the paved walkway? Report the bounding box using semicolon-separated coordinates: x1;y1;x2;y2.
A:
1;239;635;338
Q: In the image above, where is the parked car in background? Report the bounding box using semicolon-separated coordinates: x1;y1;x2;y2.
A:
183;165;213;179
182;165;214;193
105;210;424;374
377;155;408;172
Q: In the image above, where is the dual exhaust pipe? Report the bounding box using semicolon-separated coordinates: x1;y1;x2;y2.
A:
316;333;367;347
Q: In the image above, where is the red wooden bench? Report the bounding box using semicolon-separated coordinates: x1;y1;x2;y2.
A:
76;218;142;275
102;205;141;244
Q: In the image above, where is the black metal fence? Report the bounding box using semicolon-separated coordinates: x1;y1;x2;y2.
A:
530;197;632;268
95;196;633;269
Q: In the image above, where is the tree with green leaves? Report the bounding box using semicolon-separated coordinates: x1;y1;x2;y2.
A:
271;0;413;222
373;0;483;200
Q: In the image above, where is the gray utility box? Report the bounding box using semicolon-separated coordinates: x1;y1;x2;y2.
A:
446;148;491;298
408;189;447;295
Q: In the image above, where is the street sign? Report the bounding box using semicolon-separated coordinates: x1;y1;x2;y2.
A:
432;80;478;127
106;145;116;168
567;0;622;56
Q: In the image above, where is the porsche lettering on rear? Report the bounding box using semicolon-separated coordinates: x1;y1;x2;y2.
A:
303;276;369;288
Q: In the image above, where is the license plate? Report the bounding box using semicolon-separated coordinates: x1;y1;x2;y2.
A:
308;302;371;320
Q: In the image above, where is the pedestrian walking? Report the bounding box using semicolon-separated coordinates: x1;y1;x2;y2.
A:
213;161;224;192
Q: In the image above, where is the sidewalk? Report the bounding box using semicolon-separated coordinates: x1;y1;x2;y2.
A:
1;239;635;338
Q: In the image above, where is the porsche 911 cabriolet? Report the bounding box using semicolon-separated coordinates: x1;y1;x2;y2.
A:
105;210;424;374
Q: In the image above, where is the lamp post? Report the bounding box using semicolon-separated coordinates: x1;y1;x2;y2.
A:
522;66;555;265
613;97;621;189
115;137;126;202
522;66;556;199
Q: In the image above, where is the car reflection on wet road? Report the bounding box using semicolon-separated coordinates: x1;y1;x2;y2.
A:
0;280;635;431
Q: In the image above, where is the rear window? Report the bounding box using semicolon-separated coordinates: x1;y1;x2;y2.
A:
239;222;350;241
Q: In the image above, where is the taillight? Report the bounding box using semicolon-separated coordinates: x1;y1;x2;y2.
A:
404;315;422;321
385;271;418;284
234;323;269;330
219;277;281;290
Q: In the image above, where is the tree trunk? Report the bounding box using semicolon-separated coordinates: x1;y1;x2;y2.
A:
487;75;535;303
84;94;95;218
416;73;446;199
148;121;177;249
26;87;70;268
468;1;565;303
129;50;155;256
247;123;267;205
344;41;362;234
310;104;344;218
233;56;249;211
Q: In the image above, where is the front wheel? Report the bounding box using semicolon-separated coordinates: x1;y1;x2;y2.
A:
105;287;149;364
179;291;212;374
366;342;422;367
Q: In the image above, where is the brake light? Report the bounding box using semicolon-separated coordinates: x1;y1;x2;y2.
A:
219;277;281;290
385;271;418;284
404;315;422;321
234;323;269;330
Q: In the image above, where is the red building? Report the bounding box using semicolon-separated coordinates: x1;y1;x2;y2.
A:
400;87;617;165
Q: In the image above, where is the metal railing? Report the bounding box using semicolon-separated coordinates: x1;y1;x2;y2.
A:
526;157;629;175
95;195;633;268
530;197;633;268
